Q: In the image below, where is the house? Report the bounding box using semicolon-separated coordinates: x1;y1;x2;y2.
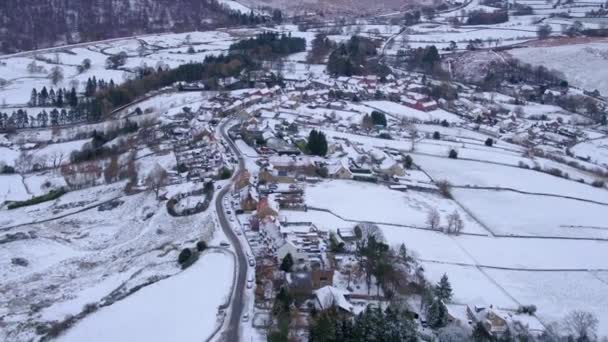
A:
327;159;353;179
337;228;358;243
467;305;509;336
313;286;354;314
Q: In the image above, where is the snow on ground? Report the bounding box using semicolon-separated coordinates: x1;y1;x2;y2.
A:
0;174;29;202
305;180;489;234
571;136;608;168
454;188;608;239
421;262;517;308
58;252;233;342
415;154;608;203
509;41;608;95
483;269;608;337
364;100;463;123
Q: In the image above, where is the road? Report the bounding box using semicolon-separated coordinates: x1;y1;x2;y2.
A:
215;119;247;342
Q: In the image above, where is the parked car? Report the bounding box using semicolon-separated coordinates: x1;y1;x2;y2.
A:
242;313;249;322
220;241;230;247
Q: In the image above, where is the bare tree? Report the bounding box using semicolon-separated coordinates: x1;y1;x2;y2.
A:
407;123;418;151
49;66;64;85
446;210;464;235
562;310;598;340
436;179;452;198
426;208;441;230
145;163;168;199
15;151;34;173
50;151;65;169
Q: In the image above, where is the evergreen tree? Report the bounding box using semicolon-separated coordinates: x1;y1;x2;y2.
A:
307;129;328;156
279;253;294;272
404;155;413;169
436;274;453;302
29;88;37;106
56;88;64;107
69;87;78;107
427;298;449;329
371;111;387;126
39;87;49;106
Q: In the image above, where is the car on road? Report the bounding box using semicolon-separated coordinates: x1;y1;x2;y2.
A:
217;185;222;190
246;281;253;289
248;258;255;267
229;217;234;222
220;241;230;247
242;313;249;322
236;230;242;235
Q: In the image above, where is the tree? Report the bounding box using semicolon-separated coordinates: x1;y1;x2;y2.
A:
448;149;458;159
433;131;441;140
427;208;441;230
280;253;294;272
485;138;494;147
178;248;192;264
435;274;453;302
427;298;448;329
537;24;552;40
196;240;207;251
371;111;387;126
49;66;64;85
106;52;128;69
361;114;374;130
404;155;413;169
446;210;464;234
307;129;328;156
562;310;598;340
145;163;168;199
29;88;38;106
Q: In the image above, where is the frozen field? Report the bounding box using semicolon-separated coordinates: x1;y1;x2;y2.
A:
415;154;608;203
484;269;608;337
305;180;489;234
509;40;608;95
454;188;608;238
58;252;233;342
571;136;608;168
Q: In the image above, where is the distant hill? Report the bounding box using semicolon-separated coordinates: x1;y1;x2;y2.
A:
0;0;243;54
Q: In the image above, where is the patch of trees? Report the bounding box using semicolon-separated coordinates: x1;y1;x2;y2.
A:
327;36;381;76
88;54;252;120
403;45;442;74
0;0;263;54
307;33;335;64
309;306;417;342
512;4;534;15
70;122;138;164
479;59;565;91
537;24;553;40
465;10;509;25
307;130;328;156
30;87;78;108
229;32;306;59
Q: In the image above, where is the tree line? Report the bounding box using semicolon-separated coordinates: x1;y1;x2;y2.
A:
229;32;306;59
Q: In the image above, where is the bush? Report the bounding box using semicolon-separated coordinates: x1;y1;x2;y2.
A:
7;188;66;209
517;305;537;315
485;138;494;147
591;179;605;188
433;131;441;140
437;180;452;199
404;155;413;169
196;240;207;251
448;149;458;159
219;167;233;180
178;248;192;264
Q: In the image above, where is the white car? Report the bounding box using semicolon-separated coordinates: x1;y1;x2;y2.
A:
242;313;249;322
246;281;253;289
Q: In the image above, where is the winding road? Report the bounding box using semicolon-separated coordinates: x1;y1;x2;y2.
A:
215;119;247;342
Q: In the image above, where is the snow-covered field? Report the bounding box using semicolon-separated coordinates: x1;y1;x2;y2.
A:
58;252;233;342
305;180;490;234
509;40;608;96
